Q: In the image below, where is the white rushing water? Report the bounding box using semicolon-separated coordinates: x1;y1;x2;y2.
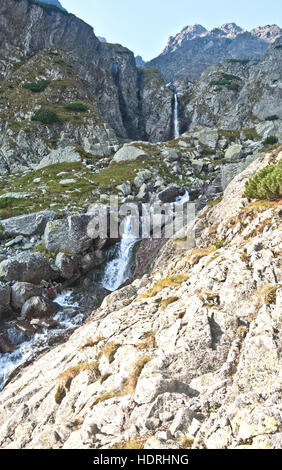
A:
174;93;180;139
0;291;84;391
102;215;140;292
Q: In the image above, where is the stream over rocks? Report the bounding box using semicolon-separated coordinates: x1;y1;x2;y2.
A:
0;290;86;390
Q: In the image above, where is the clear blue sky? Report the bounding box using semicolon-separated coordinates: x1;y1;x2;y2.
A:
62;0;282;61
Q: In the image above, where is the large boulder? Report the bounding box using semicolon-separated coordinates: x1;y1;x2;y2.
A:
35;147;81;170
158;185;184;203
11;282;44;312
21;296;60;320
197;128;219;149
134;169;153;189
55;253;76;280
112;145;149;163
0;283;11;318
0;253;56;284
225;144;242;160
44;215;93;254
162;149;182;162
1;211;58;237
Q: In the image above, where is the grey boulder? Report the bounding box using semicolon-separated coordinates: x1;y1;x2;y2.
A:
0;253;56;284
158;185;184;203
44;215;93;254
1;211;58;237
55;253;76;280
112;145;149;163
21;296;60;320
11;282;44;312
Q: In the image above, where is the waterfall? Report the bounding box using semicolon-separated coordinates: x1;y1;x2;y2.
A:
174;93;180;139
101;215;140;292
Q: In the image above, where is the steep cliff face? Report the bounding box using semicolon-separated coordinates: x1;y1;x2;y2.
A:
181;38;282;133
147;23;282;81
0;0;178;142
0;0;141;139
0;148;280;449
138;67;173;142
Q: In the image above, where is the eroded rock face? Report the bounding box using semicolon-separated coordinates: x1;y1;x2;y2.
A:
0;149;280;449
183;39;282;132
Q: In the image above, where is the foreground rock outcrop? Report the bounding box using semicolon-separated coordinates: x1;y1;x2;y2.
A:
0;148;281;449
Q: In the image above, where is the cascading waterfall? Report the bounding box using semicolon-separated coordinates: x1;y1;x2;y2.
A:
102;215;140;292
174;93;180;139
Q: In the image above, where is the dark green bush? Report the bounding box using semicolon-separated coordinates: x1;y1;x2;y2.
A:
221;73;242;82
227;82;240;91
210;73;242;91
31;108;60;124
0;197;17;209
64;101;89;112
263;135;279;145
23;80;50;93
265;115;279;121
245;160;282;200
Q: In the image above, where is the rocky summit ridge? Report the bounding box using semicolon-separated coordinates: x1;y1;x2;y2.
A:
148;23;282;81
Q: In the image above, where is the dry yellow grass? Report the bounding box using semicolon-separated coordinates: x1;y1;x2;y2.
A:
160;296;179;311
254;284;280;307
92;355;151;407
55;361;100;404
136;331;156;350
141;275;189;299
111;437;147;450
101;342;120;363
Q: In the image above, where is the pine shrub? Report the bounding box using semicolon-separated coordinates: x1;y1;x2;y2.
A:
23;80;50;92
31;108;60;124
263;135;279;145
64;101;89;112
245;160;282;200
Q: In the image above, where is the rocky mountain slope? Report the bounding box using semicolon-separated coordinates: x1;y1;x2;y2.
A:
176;37;282;135
0;0;174;142
0;147;281;449
148;23;282;81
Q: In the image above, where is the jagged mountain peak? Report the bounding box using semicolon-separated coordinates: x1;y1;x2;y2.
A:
148;21;282;81
210;22;244;37
162;24;207;54
251;24;282;42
